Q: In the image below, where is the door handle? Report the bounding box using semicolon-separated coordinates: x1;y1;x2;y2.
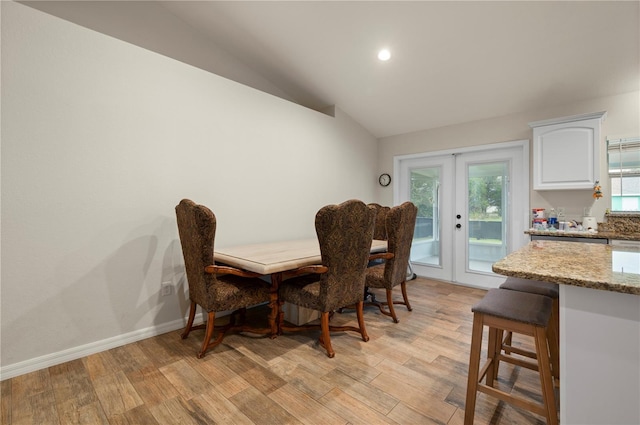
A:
456;214;462;219
456;223;462;229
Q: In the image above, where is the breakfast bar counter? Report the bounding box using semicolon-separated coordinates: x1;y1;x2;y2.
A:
525;229;640;242
492;241;640;425
492;240;640;294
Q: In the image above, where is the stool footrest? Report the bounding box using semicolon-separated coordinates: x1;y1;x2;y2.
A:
501;342;538;360
495;353;539;372
477;382;548;417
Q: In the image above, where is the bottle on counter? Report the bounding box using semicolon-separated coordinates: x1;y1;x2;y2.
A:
548;208;558;229
557;208;566;231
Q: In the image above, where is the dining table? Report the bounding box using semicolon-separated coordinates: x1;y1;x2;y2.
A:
215;238;388;335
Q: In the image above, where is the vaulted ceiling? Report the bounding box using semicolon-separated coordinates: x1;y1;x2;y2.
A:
20;1;640;138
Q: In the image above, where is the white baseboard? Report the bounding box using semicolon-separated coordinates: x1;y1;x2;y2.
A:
0;313;204;381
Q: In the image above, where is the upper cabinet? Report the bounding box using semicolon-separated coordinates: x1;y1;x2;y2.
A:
529;111;607;190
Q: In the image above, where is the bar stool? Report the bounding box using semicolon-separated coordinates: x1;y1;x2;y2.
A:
464;289;558;425
499;277;560;382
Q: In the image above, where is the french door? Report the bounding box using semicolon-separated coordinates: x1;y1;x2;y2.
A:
395;141;529;289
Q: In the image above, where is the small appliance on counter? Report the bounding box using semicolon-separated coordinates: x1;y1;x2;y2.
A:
531;208;546;229
582;207;598;231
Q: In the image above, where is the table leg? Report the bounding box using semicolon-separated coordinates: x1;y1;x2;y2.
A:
269;272;282;338
364;286;377;302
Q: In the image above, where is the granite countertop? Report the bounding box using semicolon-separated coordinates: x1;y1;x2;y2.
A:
525;229;640;241
492;240;640;295
526;212;640;241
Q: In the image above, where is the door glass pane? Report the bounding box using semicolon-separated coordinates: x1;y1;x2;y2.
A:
467;162;508;273
410;167;440;266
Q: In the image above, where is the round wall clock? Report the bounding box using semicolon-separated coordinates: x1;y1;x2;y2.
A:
378;173;391;187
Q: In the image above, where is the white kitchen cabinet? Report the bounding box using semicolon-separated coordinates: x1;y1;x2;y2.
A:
529;111;607;190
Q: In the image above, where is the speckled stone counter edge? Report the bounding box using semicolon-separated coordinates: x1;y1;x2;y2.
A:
525;230;640;241
493;241;640;296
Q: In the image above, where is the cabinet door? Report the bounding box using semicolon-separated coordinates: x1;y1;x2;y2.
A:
531;112;605;190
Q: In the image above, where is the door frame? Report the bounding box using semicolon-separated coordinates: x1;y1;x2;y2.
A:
393;139;530;288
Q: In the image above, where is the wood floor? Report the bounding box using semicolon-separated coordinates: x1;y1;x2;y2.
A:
1;278;551;425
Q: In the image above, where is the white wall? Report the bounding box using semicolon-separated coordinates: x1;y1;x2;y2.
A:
378;91;640;223
0;2;377;377
19;0;298;105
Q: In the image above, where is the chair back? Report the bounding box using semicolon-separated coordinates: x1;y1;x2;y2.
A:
384;202;418;286
368;203;391;240
175;199;216;307
315;199;375;310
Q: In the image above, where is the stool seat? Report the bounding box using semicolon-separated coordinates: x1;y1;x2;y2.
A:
500;277;559;298
465;288;558;425
472;287;552;327
499;277;560;383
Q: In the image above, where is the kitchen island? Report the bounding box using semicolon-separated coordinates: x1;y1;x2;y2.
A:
493;241;640;425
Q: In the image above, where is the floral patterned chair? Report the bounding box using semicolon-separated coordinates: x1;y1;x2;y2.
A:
175;199;272;358
364;201;418;323
368;203;390;241
278;199;376;358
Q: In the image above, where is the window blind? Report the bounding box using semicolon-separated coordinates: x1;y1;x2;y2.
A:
608;137;640;178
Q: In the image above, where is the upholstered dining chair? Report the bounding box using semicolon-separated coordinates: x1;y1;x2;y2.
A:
368;203;390;241
364;201;418;323
278;199;376;358
175;199;272;358
362;203;391;301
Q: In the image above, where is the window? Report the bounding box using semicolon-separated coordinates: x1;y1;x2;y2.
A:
608;137;640;212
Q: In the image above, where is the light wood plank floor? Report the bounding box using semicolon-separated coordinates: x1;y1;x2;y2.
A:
1;278;552;424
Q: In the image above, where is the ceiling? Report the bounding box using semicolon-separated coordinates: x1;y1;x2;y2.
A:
20;1;640;138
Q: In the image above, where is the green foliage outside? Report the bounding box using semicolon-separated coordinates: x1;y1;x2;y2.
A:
411;173;437;219
411;173;504;221
468;176;503;220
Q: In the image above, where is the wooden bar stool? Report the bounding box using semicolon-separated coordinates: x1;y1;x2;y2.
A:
499;277;560;383
464;288;558;425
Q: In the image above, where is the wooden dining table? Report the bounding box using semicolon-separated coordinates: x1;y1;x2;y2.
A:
215;238;388;335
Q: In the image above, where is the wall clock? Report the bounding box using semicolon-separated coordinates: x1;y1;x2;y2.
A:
378;173;391;187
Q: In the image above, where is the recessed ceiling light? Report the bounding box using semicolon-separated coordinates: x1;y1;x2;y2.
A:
378;49;391;61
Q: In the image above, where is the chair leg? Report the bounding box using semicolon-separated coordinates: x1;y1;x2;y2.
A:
492;328;505;382
367;282;412;323
547;317;560;384
198;311;216;359
181;301;197;339
355;301;370;342
534;326;559;425
549;298;560;381
319;312;335;358
503;331;514;353
385;289;399;323
400;281;412;311
464;313;484;425
553;298;560;347
485;326;499;386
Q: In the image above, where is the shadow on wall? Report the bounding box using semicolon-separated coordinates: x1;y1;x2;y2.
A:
4;212;276;369
45;217;190;351
162;237;190;321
